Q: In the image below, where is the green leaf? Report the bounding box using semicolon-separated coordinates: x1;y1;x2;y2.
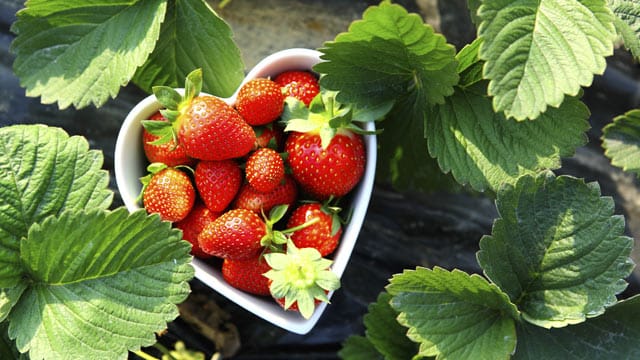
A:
609;0;640;60
477;172;634;328
364;292;421;360
8;208;194;360
455;38;485;88
513;295;640;359
386;267;519;360
315;1;458;107
339;336;385;360
478;0;616;120
427;84;590;192
602;109;640;176
10;0;166;109
0;125;112;288
376;91;462;193
132;0;244;98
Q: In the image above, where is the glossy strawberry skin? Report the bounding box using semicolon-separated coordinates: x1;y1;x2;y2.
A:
235;78;285;126
174;202;220;259
222;256;272;296
232;174;298;214
274;70;320;106
179;95;255;160
287;203;342;257
142;167;195;222
285;130;366;199
142;111;195;167
245;148;285;193
198;208;266;260
195;160;242;212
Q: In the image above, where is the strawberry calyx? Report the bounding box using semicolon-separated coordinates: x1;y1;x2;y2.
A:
281;90;380;149
259;204;319;252
141;68;203;146
263;239;340;319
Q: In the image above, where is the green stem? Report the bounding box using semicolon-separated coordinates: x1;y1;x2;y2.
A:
281;217;320;234
132;350;159;360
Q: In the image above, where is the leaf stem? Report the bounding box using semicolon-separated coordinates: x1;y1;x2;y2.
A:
132;350;159;360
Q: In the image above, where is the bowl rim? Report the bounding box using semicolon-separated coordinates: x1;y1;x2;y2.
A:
114;48;377;335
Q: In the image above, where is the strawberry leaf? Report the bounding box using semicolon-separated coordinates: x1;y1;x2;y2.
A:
387;267;519;360
338;336;385;360
478;0;616;120
513;295;640;359
609;0;640;61
8;208;194;360
10;0;167;109
0;125;112;288
363;292;421;360
478;172;635;328
316;2;458;108
428;82;590;192
132;0;244;98
602;109;640;176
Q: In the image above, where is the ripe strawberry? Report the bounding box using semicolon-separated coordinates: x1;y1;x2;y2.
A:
287;202;342;257
235;78;285;126
174;202;220;258
179;95;255;160
142;111;195;167
198;208;266;260
147;69;256;161
245;148;285;193
222;255;272;296
285;129;365;199
141;164;195;222
274;70;320;106
195;160;242;212
253;124;284;150
232;174;298;214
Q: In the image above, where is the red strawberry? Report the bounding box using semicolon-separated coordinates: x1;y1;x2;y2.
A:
245;148;285;193
274;291;326;313
179;95;255;160
195;160;242;212
253;124;284;150
274;70;320;106
174;202;221;258
232;174;298;214
235;78;285;126
222;255;272;296
287;202;342;257
141;164;195;222
147;69;256;161
285;129;365;199
142;111;195;167
198;208;266;260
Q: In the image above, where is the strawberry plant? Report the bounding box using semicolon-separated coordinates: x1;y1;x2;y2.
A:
0;125;194;359
306;1;640;359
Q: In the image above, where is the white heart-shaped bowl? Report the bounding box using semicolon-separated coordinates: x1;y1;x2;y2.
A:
114;48;376;335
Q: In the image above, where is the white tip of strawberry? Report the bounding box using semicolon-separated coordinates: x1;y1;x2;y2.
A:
263;239;340;319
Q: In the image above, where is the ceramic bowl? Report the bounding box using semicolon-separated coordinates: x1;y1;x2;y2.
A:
114;48;376;335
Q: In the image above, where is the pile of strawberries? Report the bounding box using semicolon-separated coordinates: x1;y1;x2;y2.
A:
139;68;366;318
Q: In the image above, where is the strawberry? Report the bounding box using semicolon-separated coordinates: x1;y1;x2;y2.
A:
195;159;242;212
222;255;272;296
285;129;365;199
287;202;342;257
263;240;340;319
198;208;266;260
145;69;256;161
232;174;298;214
274;70;320;106
142;111;195;167
141;163;195;222
174;202;220;258
253;124;284;150
235;78;285;126
245;147;285;193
